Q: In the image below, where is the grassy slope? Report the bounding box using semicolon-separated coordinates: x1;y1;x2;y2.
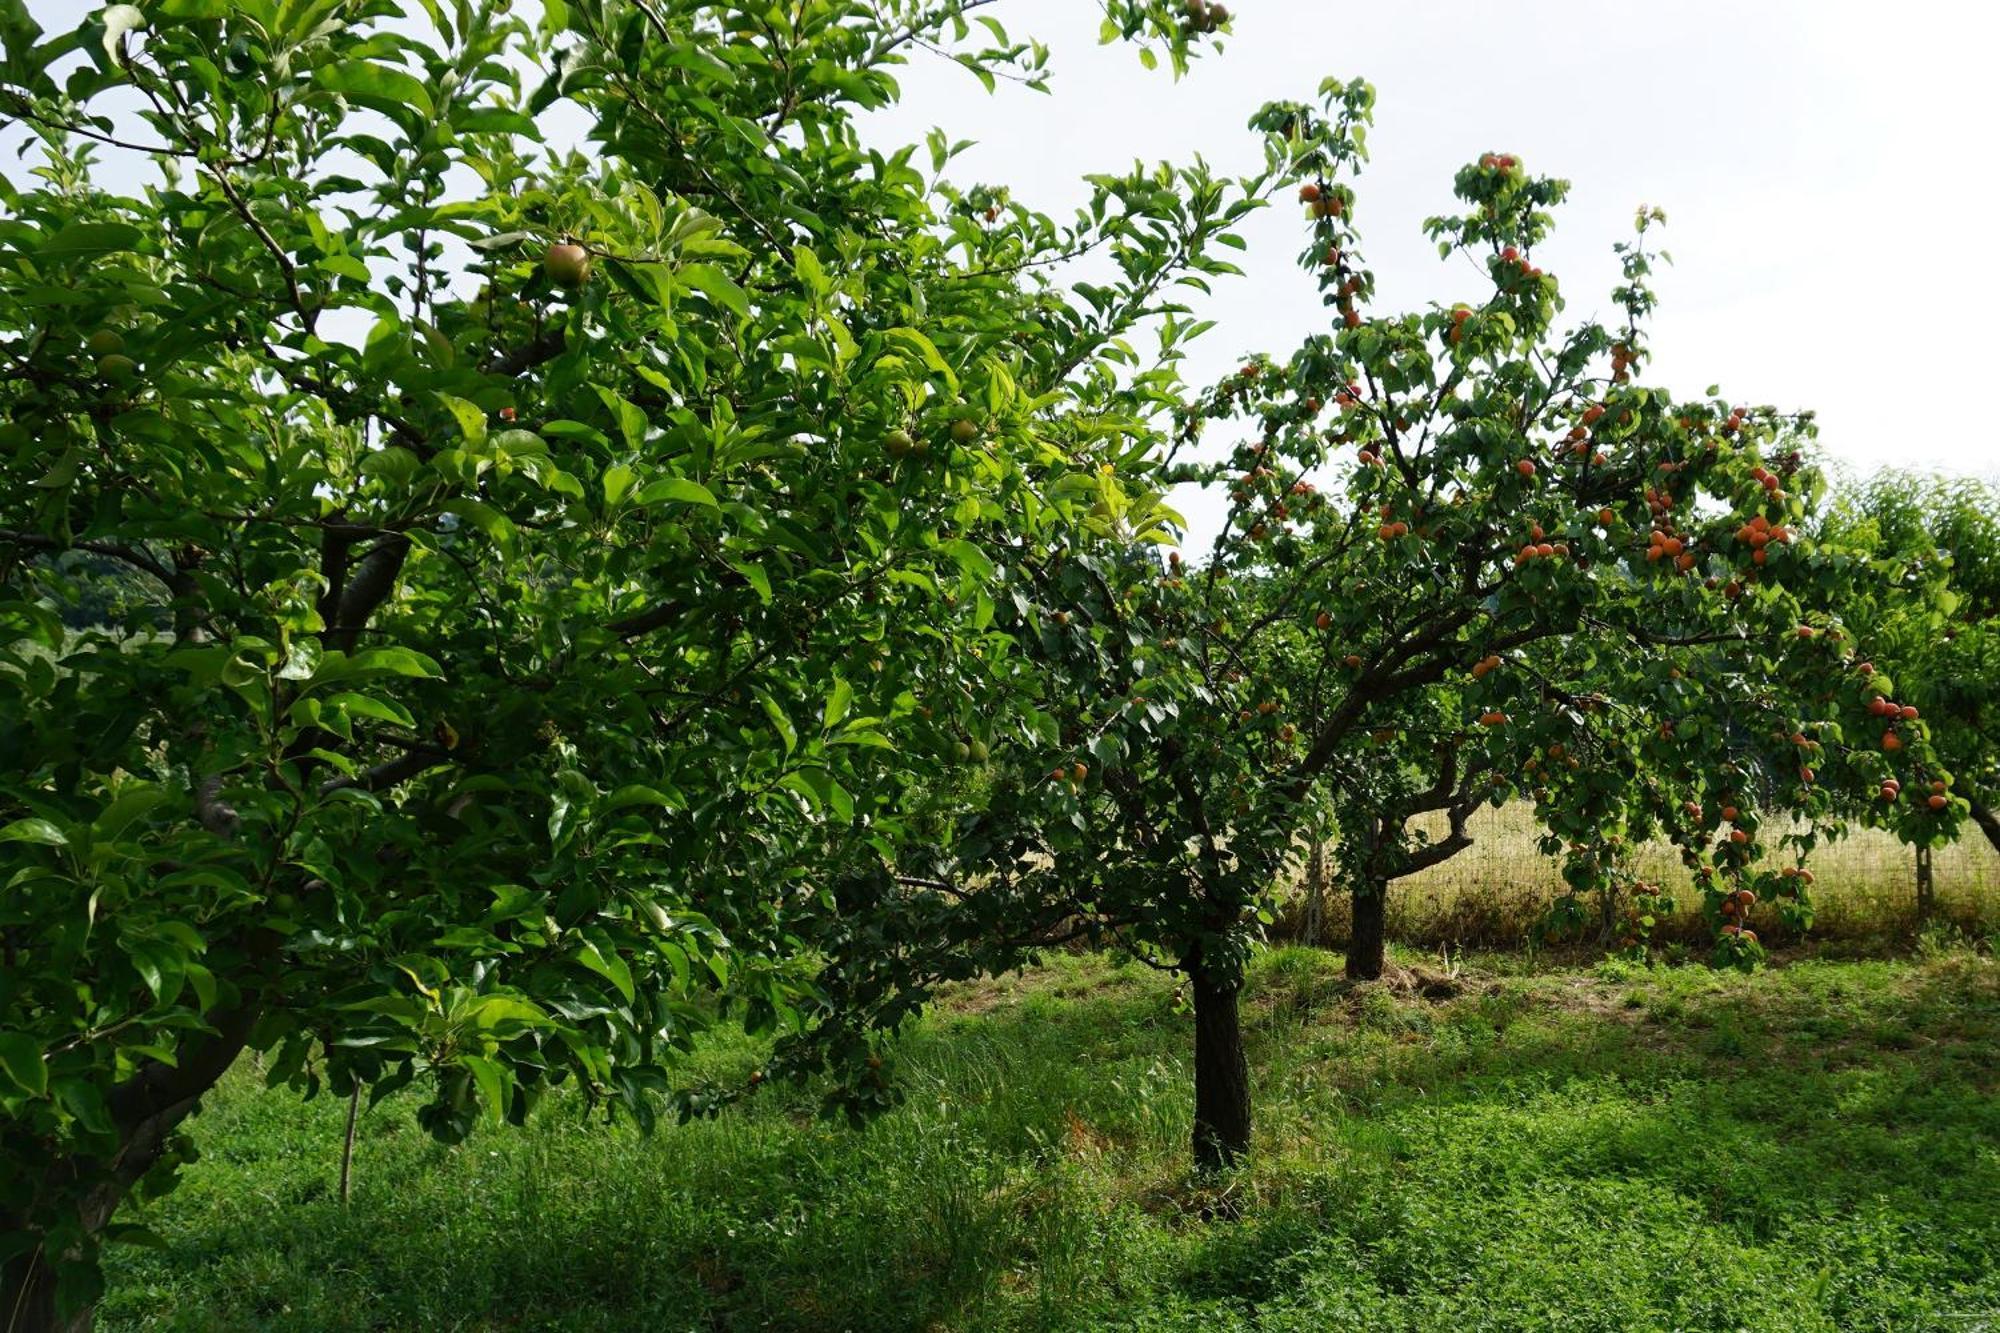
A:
101;946;1999;1332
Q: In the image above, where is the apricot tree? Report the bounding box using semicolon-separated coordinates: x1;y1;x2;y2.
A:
803;79;1956;1172
0;0;1250;1324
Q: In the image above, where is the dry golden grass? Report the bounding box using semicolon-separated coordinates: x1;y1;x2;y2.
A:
1275;803;2000;951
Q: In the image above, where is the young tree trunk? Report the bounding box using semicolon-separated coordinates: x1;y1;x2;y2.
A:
339;1084;362;1205
1968;797;2000;856
1915;843;1935;923
1188;951;1251;1172
1346;878;1388;981
1301;841;1328;948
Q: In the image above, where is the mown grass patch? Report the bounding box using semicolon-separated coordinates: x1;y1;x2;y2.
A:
101;945;2000;1331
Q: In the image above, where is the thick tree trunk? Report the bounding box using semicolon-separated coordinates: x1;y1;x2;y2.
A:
2;994;259;1332
1969;797;2000;856
1346;878;1387;981
1188;953;1250;1173
3;1184;119;1333
1;1245;81;1333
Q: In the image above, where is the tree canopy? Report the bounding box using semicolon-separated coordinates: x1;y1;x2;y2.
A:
0;1;1258;1323
0;2;1977;1327
803;80;1962;1170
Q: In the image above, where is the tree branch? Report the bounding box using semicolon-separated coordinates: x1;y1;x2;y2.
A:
0;527;176;587
327;534;411;653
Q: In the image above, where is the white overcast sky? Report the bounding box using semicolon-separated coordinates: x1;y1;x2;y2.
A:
857;1;1997;544
13;1;1994;548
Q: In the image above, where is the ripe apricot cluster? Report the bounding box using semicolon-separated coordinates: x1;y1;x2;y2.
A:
1733;514;1791;566
1514;535;1568;565
1646;526;1695;572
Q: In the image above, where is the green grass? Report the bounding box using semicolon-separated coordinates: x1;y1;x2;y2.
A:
100;945;2000;1331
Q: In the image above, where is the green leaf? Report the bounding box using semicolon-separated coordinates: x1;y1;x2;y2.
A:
676;263;749;320
436;393;487;446
459;1054;511;1125
0;817;66;846
594;388;648;452
822;676;853;731
324;691;416;730
634;477;719;509
53;1077;113;1136
793;246;831;296
601;784;681;813
602;462;638;508
40;221;142;258
348;647;442;679
941;538;995;583
99;4;146;64
94;787;165;839
316;60;437;122
0;1032;46;1097
442;497;518;552
729;561;772;603
572;933;635;1003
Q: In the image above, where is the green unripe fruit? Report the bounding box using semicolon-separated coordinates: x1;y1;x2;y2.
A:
886;429;914;458
952;742;971;763
96;354;138;385
86;329;125;357
950;418;979;446
968;739;990;763
543;242;591;288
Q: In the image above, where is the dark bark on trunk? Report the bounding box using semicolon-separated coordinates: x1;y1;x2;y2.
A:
1969;797;2000;856
1915;844;1935;923
1346;878;1388;981
3;1185;116;1333
1188;952;1250;1173
2;1246;81;1333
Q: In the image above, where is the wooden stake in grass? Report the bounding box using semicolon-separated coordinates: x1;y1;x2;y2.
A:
1303;841;1329;947
339;1085;361;1206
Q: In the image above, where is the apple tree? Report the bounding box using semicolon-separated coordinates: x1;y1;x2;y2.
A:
788;78;1956;1173
0;0;1255;1324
